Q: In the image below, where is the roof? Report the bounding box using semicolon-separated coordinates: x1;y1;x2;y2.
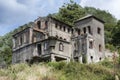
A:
49;16;73;28
13;22;35;37
13;27;30;37
74;15;105;23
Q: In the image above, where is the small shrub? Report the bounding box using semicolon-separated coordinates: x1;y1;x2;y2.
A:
105;44;115;52
48;62;66;70
99;59;114;68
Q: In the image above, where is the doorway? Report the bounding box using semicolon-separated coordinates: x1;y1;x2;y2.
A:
37;44;42;55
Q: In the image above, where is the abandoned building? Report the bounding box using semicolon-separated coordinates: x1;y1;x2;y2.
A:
12;15;105;64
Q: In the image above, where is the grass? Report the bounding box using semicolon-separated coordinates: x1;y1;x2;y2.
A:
0;60;120;80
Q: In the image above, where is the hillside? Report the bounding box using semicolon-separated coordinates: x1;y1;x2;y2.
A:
0;60;120;80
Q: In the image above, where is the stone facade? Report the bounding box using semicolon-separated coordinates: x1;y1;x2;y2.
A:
12;15;105;64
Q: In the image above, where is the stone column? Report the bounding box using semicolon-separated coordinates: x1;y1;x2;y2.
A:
29;28;33;44
51;54;56;62
12;38;15;48
79;56;83;63
67;58;70;63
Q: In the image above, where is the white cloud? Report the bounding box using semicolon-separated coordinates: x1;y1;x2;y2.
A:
0;0;71;36
80;0;120;19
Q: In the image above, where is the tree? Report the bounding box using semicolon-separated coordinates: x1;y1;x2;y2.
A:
53;1;86;26
112;20;120;46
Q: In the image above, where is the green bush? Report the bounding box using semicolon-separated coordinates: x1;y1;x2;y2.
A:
105;44;115;52
99;59;114;68
0;62;119;80
48;61;66;70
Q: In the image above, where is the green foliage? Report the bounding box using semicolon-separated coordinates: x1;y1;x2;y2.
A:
99;58;114;68
47;61;117;80
53;1;86;26
105;44;115;52
112;20;120;46
62;62;115;80
48;61;66;70
0;32;13;65
84;7;116;24
0;61;120;80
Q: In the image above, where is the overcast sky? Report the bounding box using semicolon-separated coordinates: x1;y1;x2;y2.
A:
0;0;120;36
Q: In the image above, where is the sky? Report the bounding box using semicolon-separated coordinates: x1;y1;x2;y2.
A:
0;0;120;36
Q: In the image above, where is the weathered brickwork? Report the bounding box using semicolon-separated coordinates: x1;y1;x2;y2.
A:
12;15;105;64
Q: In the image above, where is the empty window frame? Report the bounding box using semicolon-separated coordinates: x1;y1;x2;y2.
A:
67;28;70;33
20;36;23;45
99;44;102;52
63;26;66;32
71;29;74;34
88;26;92;34
59;43;64;51
56;35;58;38
74;43;76;49
78;29;81;35
37;44;42;55
89;41;93;49
37;21;41;29
97;27;101;34
60;25;62;30
55;23;58;28
83;27;86;34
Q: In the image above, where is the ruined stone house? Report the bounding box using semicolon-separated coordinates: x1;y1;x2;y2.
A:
12;15;105;64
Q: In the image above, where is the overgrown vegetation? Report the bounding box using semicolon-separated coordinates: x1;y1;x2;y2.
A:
0;60;120;80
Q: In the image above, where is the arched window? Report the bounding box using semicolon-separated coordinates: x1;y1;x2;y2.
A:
59;43;64;51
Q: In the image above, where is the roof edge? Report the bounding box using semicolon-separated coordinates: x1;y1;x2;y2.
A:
74;15;105;23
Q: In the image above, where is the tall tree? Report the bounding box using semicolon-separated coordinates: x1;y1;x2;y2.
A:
112;20;120;46
53;1;86;26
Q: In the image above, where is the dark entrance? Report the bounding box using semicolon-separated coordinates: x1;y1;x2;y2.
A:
37;44;42;55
